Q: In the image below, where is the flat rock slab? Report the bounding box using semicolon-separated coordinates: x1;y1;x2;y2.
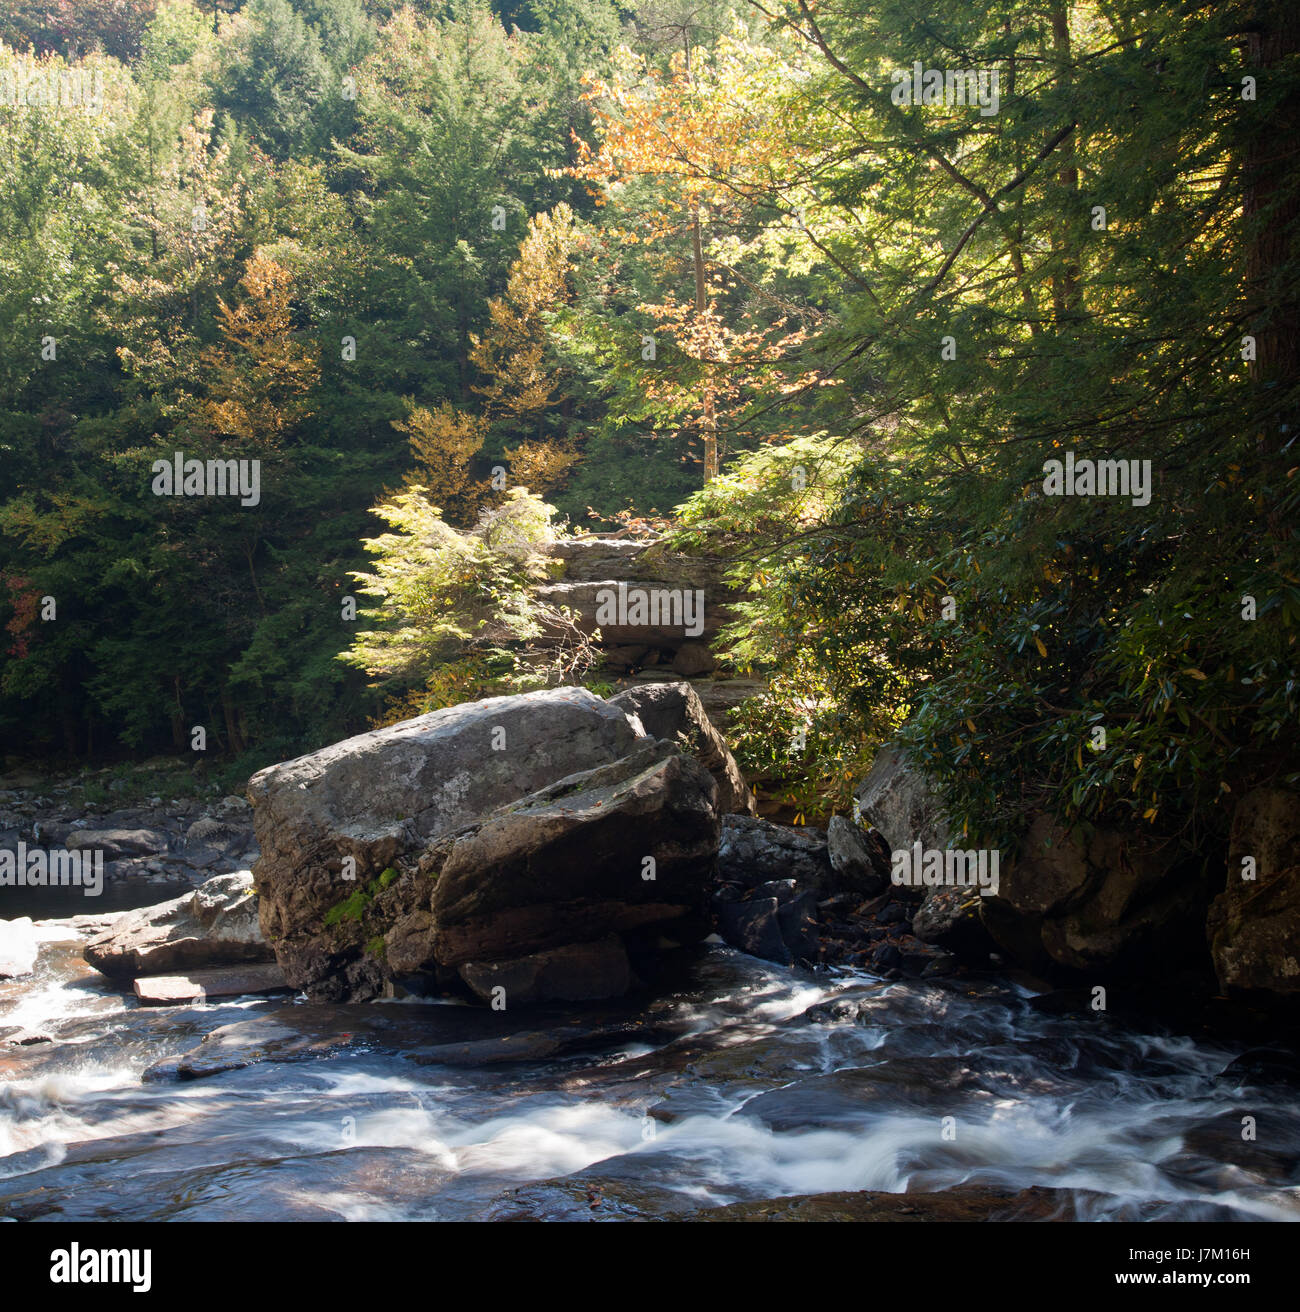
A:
143;998;689;1080
480;1179;1110;1223
84;871;268;979
684;1186;1080;1222
133;962;291;1006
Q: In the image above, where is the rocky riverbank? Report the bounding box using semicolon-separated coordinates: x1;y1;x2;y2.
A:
6;682;1297;1019
2;687;1298;1224
0;764;258;921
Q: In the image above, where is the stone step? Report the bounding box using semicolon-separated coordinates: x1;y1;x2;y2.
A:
133;962;290;1006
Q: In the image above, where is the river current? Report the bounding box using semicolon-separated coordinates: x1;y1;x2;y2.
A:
2;916;1298;1223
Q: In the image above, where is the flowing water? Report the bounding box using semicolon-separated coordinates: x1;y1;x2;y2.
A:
2;925;1298;1222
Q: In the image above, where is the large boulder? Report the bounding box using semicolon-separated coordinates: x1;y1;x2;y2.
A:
609;681;754;815
249;689;718;1004
854;748;951;852
83;872;270;979
423;740;717;970
717;815;833;891
826;816;888;896
250;687;638;886
1207;788;1300;997
980;814;1207;976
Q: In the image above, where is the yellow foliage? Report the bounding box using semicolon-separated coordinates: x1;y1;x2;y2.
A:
501;439;581;497
395;403;488;525
197;252;319;450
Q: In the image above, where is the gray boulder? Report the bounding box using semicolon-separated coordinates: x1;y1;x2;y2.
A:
826;816;887;895
185;816;254;856
249;689;718;1004
854;748;951;852
609;681;754;815
83;872;270;979
717;815;832;890
855;749;985;947
68;827;169;860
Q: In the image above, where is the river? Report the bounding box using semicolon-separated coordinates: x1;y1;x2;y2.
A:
3;917;1297;1222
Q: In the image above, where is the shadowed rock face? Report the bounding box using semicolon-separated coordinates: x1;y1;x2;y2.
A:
427;741;717;966
854;748;951;853
981;814;1209;977
1208;788;1300;996
248;687;719;1004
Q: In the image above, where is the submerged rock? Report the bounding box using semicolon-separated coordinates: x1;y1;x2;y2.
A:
684;1186;1082;1223
144;996;680;1081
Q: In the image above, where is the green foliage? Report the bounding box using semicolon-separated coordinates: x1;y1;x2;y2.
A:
673;434;877;816
340;485;603;716
342;486;557;682
324;886;370;926
680;0;1300;849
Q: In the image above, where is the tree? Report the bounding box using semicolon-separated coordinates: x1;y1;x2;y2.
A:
570;20;825;482
701;0;1300;842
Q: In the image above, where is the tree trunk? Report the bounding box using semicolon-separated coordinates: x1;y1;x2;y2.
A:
691;201;719;481
1049;3;1081;321
1242;0;1300;541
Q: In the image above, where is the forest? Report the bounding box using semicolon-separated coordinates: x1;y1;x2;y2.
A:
2;0;1297;858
